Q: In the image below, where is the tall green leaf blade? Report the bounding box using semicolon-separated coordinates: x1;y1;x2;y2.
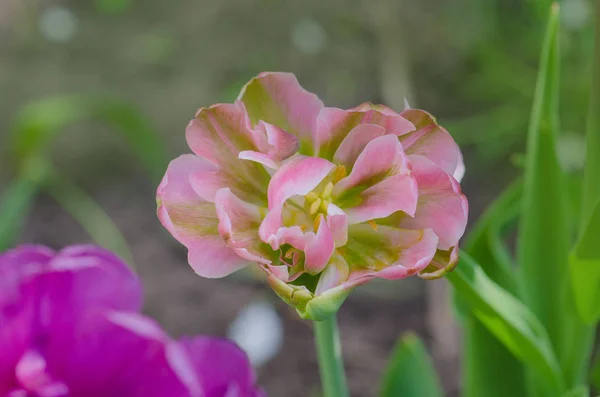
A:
563;0;600;387
46;170;135;269
580;0;600;228
517;4;573;376
0;177;38;251
461;180;527;397
0;161;48;251
378;333;443;397
446;252;565;394
570;198;600;323
560;386;589;397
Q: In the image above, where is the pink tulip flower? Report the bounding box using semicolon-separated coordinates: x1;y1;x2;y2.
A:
157;72;468;319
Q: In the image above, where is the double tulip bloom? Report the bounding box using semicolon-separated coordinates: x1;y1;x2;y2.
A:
158;72;468;319
0;245;264;397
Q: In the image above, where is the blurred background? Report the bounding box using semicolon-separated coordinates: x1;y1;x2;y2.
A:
0;0;597;395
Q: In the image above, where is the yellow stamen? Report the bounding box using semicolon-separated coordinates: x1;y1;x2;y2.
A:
305;192;318;203
313;214;323;232
333;165;347;183
322;182;334;199
300;224;307;232
309;198;322;215
320;199;330;213
368;220;378;231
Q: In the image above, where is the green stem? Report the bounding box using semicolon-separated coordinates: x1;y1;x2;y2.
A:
314;316;349;397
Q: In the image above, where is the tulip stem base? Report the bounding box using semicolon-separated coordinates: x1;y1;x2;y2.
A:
314;315;349;397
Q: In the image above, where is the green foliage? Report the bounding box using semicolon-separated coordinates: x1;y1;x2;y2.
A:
517;6;573;382
570;199;600;323
379;333;443;397
447;252;565;395
46;168;135;268
2;95;165;264
560;386;590;397
10;96;167;182
460;180;526;397
0;164;45;250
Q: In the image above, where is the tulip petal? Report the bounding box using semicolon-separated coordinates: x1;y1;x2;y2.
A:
186;102;269;199
315;253;350;296
400;109;463;178
48;311;201;397
238;72;323;152
344;172;418;224
333;135;409;198
259;155;335;242
342;227;439;287
314;105;414;160
333;124;386;168
304;219;335;275
158;155;251;278
326;204;348;247
180;336;264;397
215;188;272;265
399;155;468;250
350;102;415;135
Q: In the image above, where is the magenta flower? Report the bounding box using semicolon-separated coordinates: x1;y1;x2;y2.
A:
157;72;468;319
0;245;264;397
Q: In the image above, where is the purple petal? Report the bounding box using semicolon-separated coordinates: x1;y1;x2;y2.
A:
180;336;264;397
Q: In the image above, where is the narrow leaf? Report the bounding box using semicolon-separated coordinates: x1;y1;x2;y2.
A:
379;333;443;397
517;3;572;367
446;252;565;394
460;181;526;397
561;386;589;397
0;178;38;251
46;170;135;269
580;0;600;228
570;198;600;323
563;0;600;386
0;162;47;250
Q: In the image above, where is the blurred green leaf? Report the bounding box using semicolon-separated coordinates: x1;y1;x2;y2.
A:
517;4;572;376
581;0;600;244
560;386;589;397
95;0;132;14
563;0;600;386
10;96;167;182
591;353;600;392
0;161;48;251
378;333;443;397
46;169;135;269
460;180;526;397
570;199;600;323
447;252;565;394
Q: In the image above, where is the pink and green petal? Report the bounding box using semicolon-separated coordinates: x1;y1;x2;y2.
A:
342;227;439;288
304;219;335;275
399;155;468;250
238;72;323;152
419;247;459;280
326;204;348;247
333;135;409;197
314;253;350;296
215;188;271;265
259;155;335;242
239;121;299;170
349;103;415;136
186;102;269;197
333;124;386;168
344;172;418;224
157;155;249;278
400;109;463;178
